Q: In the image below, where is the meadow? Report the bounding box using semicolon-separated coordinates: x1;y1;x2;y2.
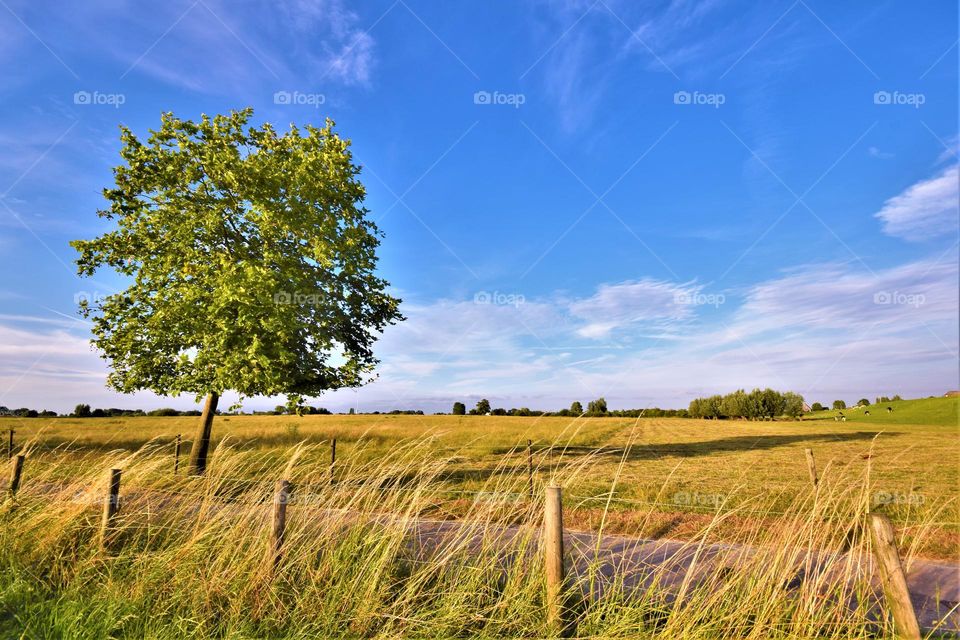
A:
0;397;956;637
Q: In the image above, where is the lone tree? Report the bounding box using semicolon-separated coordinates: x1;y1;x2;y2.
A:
587;397;608;415
72;108;403;475
782;392;805;419
72;403;92;418
570;400;583;414
473;399;491;415
451;401;466;415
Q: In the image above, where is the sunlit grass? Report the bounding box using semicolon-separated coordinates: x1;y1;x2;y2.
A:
0;424;954;638
5;411;957;558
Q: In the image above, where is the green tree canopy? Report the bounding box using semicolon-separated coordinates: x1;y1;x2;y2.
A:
587;397;607;415
570;400;583;414
72;403;92;418
782;392;805;418
689;389;806;420
474;399;491;415
72;108;402;472
452;402;466;415
720;389;748;419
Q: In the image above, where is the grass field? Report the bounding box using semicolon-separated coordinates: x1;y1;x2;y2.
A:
4;396;958;561
1;397;956;637
804;395;959;425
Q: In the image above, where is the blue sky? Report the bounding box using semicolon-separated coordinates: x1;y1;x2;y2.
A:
0;0;957;413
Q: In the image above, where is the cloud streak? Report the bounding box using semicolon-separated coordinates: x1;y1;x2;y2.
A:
5;253;955;413
875;164;959;241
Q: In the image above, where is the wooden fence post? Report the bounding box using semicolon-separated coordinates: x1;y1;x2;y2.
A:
544;485;566;635
329;438;336;485
527;440;534;500
8;454;24;496
173;434;182;475
268;479;291;570
7;429;13;459
99;468;122;550
804;448;818;487
868;513;920;640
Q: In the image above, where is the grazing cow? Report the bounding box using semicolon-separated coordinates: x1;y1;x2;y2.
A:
864;410;870;416
887;406;893;413
841;416;847;422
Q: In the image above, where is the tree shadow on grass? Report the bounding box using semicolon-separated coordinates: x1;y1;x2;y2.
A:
404;432;897;486
542;431;895;461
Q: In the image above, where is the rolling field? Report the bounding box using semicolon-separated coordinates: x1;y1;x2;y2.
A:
0;397;957;637
5;397;958;558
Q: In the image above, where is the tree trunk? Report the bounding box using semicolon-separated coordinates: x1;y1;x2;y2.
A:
188;392;219;475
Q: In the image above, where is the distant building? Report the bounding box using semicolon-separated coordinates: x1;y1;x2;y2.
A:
945;390;960;397
802;402;811;412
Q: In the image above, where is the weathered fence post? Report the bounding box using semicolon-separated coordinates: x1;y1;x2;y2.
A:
8;454;25;496
868;513;920;639
804;448;818;487
7;429;13;459
173;434;182;475
544;485;566;635
329;438;336;485
268;479;291;570
527;439;534;500
99;468;122;550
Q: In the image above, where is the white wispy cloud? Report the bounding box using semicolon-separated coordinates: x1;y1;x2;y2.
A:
6;252;953;413
874;164;959;241
47;0;377;93
568;279;699;338
727;257;958;338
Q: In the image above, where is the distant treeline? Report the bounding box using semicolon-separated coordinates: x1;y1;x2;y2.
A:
18;391;910;420
0;404;415;418
0;407;58;418
444;398;688;418
1;399;686;419
687;389;804;420
69;405;203;418
0;405;197;418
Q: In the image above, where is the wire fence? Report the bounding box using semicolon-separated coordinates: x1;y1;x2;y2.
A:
7;431;958;530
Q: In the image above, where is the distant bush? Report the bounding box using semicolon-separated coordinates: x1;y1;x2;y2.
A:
586;397;608;415
302;406;331;415
148;408;180;417
689;389;806;420
72;404;92;418
470;399;491;415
